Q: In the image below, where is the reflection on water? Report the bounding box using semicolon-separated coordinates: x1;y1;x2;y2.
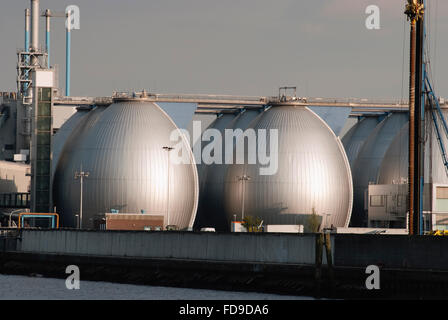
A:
0;274;313;300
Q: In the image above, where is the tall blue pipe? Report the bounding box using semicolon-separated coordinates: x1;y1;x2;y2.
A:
25;9;30;56
24;9;30;95
66;14;71;97
46;31;50;67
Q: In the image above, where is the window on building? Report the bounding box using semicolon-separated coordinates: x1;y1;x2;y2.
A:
370;195;385;207
435;186;448;212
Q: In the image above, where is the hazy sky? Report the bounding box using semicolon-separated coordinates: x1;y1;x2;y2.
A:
0;0;447;99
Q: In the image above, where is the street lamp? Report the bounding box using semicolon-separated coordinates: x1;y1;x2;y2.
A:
163;146;174;228
74;166;90;229
237;174;251;221
8;209;23;228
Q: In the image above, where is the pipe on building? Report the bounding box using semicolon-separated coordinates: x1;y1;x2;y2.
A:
66;10;71;96
45;9;50;67
30;0;39;52
30;0;39;72
25;9;30;52
24;9;30;94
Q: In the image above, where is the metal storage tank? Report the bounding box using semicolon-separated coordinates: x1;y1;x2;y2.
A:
52;106;91;176
378;109;448;185
350;112;408;226
53;99;199;229
372;109;448;229
223;106;353;230
377;122;408;185
195;113;236;191
342;116;381;168
54;105;107;183
194;109;263;231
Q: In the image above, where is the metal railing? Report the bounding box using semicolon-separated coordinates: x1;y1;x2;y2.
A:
53;91;448;113
0;193;31;208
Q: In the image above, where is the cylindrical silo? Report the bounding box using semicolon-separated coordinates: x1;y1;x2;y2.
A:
54;99;199;229
223;106;353;230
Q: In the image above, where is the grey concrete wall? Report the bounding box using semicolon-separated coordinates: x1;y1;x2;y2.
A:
333;234;448;270
18;230;318;265
19;230;448;271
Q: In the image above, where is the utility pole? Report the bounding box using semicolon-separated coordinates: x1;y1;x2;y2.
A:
405;0;425;235
74;166;89;229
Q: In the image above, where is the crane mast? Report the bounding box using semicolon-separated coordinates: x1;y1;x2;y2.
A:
405;0;425;235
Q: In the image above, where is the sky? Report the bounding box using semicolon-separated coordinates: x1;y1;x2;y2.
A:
0;0;447;99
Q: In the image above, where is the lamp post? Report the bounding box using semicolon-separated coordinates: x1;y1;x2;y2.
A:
237;174;251;221
74;166;89;229
163;146;174;228
8;209;23;228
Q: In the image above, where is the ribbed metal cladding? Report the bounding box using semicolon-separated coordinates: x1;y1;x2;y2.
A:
53;101;199;229
55;105;107;187
377;109;448;186
223;106;353;229
195;113;236;205
350;113;408;226
194;109;263;231
377;122;409;185
342;117;381;168
52;108;91;176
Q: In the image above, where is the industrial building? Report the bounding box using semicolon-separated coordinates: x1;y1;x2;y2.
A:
1;0;447;234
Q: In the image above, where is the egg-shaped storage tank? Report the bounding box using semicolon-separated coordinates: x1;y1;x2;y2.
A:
377;122;409;185
377;109;448;186
342;116;381;168
53;99;199;229
350;113;408;226
194;109;263;231
52;106;92;176
54;104;108;198
195;113;236;195
223;106;353;230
